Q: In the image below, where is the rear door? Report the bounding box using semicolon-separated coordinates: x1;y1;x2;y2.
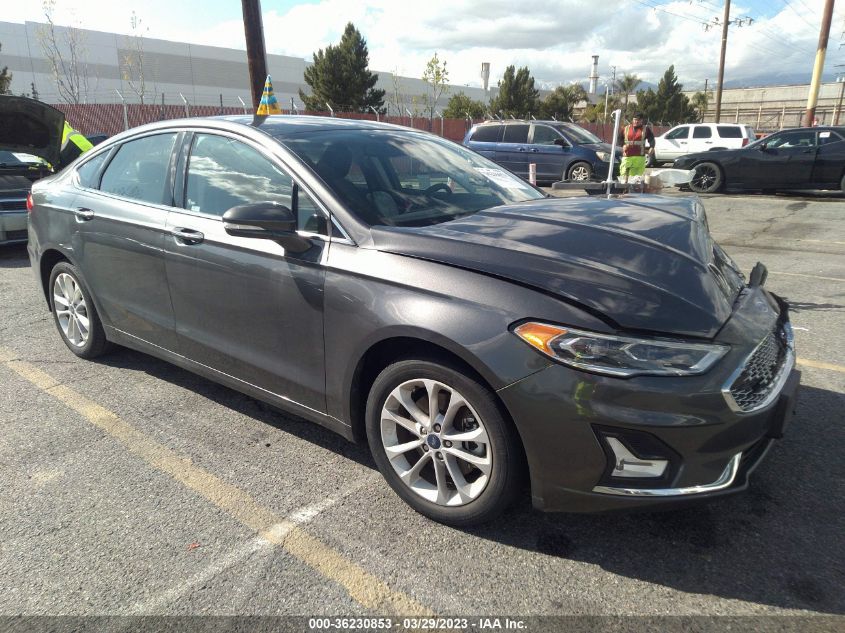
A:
163;131;329;412
529;124;569;182
688;125;714;153
70;132;180;351
493;124;531;178
465;125;502;161
656;125;691;160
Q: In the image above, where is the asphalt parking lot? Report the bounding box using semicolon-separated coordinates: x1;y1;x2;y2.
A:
0;190;843;630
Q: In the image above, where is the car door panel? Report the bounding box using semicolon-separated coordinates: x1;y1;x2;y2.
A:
529;124;570;181
163;132;328;413
741;131;817;188
811;132;845;186
71;133;179;351
493;124;531;178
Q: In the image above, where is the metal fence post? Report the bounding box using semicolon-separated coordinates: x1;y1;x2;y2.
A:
179;93;190;117
115;89;129;130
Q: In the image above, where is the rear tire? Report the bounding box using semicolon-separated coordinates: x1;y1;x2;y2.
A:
567;162;592;182
49;262;112;359
366;359;522;526
689;161;723;194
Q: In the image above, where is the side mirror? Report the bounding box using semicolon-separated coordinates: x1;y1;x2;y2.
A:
222;202;312;253
553;138;570;148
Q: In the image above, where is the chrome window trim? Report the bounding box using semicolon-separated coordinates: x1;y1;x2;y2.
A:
721;322;795;414
592;453;742;497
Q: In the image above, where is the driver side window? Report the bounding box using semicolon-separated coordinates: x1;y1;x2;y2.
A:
665;126;690;140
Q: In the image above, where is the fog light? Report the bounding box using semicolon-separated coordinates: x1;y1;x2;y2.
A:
605;437;669;478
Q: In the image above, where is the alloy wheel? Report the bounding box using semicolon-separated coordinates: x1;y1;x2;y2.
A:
692;164;718;190
53;272;90;347
569;164;590;181
380;378;492;507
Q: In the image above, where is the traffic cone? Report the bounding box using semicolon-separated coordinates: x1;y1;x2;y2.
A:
256;75;282;115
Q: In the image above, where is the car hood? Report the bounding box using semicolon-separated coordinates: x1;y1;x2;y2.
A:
370;195;743;338
0;96;65;167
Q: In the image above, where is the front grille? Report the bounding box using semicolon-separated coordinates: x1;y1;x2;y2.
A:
728;326;788;412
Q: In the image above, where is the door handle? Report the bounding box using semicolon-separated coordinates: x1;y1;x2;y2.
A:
517;147;527;152
530;148;539;152
171;227;204;244
74;207;94;221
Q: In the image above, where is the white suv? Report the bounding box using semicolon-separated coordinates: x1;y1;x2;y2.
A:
653;123;756;163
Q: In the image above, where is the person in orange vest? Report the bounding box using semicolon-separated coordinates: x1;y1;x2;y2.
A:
617;112;655;183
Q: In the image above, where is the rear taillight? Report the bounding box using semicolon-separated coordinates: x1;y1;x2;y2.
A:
741;138;749;147
26;192;33;212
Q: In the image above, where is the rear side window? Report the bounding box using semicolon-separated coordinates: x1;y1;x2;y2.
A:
469;126;502;142
665;126;689;140
717;126;742;138
502;124;529;143
693;127;712;138
185;133;293;217
76;151;109;189
100;134;177;205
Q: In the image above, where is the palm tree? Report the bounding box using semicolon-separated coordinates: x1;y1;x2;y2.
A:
614;73;642;112
690;90;711;122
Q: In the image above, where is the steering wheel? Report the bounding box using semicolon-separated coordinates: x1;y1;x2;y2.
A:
424;182;453;196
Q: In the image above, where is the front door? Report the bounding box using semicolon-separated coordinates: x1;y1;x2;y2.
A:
529;124;569;182
163;132;329;412
742;130;817;188
657;125;691;161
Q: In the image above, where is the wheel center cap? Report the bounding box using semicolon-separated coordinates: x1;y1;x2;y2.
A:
426;434;441;450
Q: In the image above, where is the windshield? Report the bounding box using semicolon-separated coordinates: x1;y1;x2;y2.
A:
277;129;544;228
558;124;603;145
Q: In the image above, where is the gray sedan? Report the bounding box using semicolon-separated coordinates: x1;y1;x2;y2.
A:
27;115;799;526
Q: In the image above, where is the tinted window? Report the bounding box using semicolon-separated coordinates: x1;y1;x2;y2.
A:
693;127;712;138
76;151;109;189
767;131;816;149
665;126;690;140
185;134;292;217
100;134;177;205
557;124;602;144
470;125;502;142
818;130;844;145
502;124;529;143
717;126;742;138
296;187;329;235
532;125;562;145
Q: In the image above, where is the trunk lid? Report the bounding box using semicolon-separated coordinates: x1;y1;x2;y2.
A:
0;96;65;168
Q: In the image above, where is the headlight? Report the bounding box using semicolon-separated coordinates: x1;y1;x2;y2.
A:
595;151;610;162
513;322;729;377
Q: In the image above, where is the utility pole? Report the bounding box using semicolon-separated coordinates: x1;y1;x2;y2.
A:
803;0;836;128
715;0;731;122
241;0;268;111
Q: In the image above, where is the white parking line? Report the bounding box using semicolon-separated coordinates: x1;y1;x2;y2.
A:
130;478;376;614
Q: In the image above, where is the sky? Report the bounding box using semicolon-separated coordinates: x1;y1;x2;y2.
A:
4;0;845;91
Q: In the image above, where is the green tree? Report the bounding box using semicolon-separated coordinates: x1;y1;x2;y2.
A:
422;52;449;119
636;66;696;124
539;83;587;121
299;22;385;113
690;90;712;122
582;95;621;123
489;65;539;118
0;43;12;95
442;92;486;119
614;73;641;115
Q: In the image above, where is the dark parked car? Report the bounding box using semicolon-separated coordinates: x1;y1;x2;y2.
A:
27;115;799;526
0;96;61;244
463;120;619;184
676;126;845;194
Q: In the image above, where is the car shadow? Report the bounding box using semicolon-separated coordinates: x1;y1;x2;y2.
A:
94;348;844;613
0;243;30;268
96;346;378;471
465;384;845;615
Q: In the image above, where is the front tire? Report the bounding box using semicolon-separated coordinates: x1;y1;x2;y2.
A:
49;262;111;359
365;359;522;526
567;162;592;182
689;161;723;193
